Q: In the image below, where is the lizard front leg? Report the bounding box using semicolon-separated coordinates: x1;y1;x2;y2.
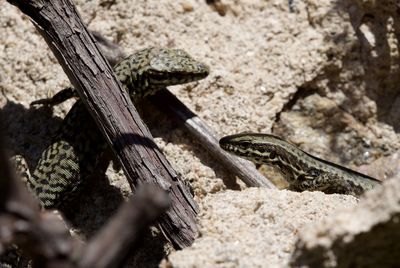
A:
31;87;78;107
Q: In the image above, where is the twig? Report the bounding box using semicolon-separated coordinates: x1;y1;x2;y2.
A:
150;91;276;188
93;31;276;189
7;0;198;248
79;186;169;268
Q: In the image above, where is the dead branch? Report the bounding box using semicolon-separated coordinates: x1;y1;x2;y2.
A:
79;186;169;268
6;0;198;248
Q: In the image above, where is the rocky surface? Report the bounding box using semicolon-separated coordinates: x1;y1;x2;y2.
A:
291;176;400;268
167;188;357;268
1;0;399;267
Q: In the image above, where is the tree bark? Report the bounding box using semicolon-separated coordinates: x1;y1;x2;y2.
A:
7;0;198;248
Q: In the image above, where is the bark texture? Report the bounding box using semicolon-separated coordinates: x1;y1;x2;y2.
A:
7;0;198;248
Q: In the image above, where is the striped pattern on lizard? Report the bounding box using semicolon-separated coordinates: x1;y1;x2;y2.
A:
16;47;209;209
219;133;381;197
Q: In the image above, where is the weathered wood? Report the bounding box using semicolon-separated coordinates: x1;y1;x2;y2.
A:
7;0;198;248
80;186;170;268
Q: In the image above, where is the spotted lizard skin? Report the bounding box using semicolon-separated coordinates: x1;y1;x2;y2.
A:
16;47;209;209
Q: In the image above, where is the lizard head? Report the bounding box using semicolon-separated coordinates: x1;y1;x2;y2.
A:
114;47;209;99
146;48;209;86
219;133;288;164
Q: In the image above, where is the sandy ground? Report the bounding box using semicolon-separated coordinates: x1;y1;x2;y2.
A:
1;0;400;267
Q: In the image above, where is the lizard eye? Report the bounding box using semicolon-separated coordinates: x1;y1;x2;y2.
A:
269;151;276;159
240;141;251;147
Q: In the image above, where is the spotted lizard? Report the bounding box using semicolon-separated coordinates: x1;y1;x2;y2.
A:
15;47;209;209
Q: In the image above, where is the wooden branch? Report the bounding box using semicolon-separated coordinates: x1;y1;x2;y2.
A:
79;186;169;268
6;0;198;248
93;31;277;189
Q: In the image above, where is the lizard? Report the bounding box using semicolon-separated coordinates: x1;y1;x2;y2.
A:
219;133;381;197
14;47;209;209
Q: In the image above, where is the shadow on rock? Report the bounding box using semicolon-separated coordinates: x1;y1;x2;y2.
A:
1;100;63;166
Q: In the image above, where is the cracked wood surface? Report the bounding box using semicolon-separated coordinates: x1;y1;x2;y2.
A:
6;0;198;248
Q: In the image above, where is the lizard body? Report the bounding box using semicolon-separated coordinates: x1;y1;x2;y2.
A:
18;47;209;208
219;133;381;196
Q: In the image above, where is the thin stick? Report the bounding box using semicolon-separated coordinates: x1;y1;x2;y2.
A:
79;186;169;268
150;91;276;188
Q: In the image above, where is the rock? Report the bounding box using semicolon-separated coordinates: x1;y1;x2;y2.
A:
168;188;357;267
291;177;400;267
